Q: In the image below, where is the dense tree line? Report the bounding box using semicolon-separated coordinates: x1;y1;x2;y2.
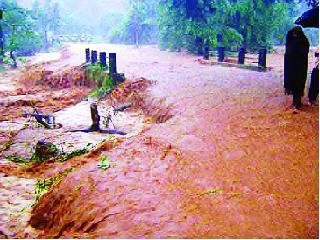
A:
112;0;318;52
0;0;60;66
110;0;158;45
158;0;304;52
0;0;318;64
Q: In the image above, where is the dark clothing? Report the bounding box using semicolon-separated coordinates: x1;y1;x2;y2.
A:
284;28;310;106
293;92;302;108
308;65;319;102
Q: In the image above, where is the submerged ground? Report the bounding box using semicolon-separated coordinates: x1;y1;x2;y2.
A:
0;44;318;238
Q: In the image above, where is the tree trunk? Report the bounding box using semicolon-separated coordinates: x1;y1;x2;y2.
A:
42;14;49;51
10;51;17;68
44;29;48;51
0;20;4;64
89;103;100;131
135;28;139;48
203;39;209;60
134;12;139;48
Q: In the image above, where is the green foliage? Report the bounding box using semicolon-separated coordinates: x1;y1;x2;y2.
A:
87;63;114;98
0;55;13;65
158;0;300;52
5;154;31;164
6;143;59;164
58;147;90;162
97;11;126;41
5;143;92;165
55;1;125;40
158;0;242;51
31;0;61;50
1;0;43;54
32;152;54;163
293;1;319;46
17;56;28;64
34;180;50;204
34;167;73;205
157;2;187;51
87;64;106;87
53;142;94;162
232;0;291;51
97;155;116;170
0;0;43;67
110;0;158;45
199;187;222;196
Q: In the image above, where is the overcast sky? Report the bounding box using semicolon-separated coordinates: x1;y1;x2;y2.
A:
16;0;129;14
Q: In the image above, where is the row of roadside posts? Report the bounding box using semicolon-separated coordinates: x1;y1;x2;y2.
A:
85;46;267;72
204;44;267;69
85;48;117;75
85;48;126;86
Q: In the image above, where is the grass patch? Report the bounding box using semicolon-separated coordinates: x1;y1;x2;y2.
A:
5;155;31;164
97;155;116;170
58;147;91;162
5;142;59;164
5;143;94;164
199;188;222;196
87;63;114;98
33;167;74;205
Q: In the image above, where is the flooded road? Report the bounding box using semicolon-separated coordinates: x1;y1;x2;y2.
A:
0;44;318;238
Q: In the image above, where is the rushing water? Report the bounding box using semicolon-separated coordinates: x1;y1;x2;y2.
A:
0;44;318;238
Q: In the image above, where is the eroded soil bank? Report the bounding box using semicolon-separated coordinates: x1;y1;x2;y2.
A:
0;44;318;238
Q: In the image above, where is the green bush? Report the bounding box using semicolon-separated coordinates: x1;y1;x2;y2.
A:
87;64;114;98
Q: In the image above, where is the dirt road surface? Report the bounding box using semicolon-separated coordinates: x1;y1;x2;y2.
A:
0;44;318;238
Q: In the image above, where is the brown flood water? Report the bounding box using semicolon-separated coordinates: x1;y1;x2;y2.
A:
1;44;319;238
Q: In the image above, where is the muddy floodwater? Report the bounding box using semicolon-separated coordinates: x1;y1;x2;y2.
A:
0;44;318;238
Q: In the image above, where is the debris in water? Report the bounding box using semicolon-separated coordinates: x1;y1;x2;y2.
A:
69;103;127;135
199;188;222;196
97;155;116;170
23;107;63;130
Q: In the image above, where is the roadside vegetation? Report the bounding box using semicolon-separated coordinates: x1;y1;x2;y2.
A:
111;0;318;51
0;0;318;71
0;0;60;69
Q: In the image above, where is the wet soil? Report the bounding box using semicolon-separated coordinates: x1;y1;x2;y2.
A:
0;44;318;238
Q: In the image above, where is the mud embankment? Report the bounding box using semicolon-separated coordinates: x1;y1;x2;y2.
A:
0;59;175;238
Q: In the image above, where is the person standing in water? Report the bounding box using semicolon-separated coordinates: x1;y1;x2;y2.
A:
284;26;310;112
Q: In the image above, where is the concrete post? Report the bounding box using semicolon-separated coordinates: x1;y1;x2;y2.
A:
109;53;117;74
85;48;90;63
258;48;267;68
238;48;245;64
91;50;97;64
217;46;225;62
99;52;107;68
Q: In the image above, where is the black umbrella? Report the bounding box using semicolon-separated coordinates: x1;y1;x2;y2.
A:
295;7;319;28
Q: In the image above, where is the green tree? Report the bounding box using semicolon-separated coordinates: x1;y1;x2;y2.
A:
51;2;61;34
97;11;124;40
158;0;297;52
158;0;242;51
0;0;42;66
231;0;291;50
32;0;61;50
110;0;158;46
0;9;4;62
